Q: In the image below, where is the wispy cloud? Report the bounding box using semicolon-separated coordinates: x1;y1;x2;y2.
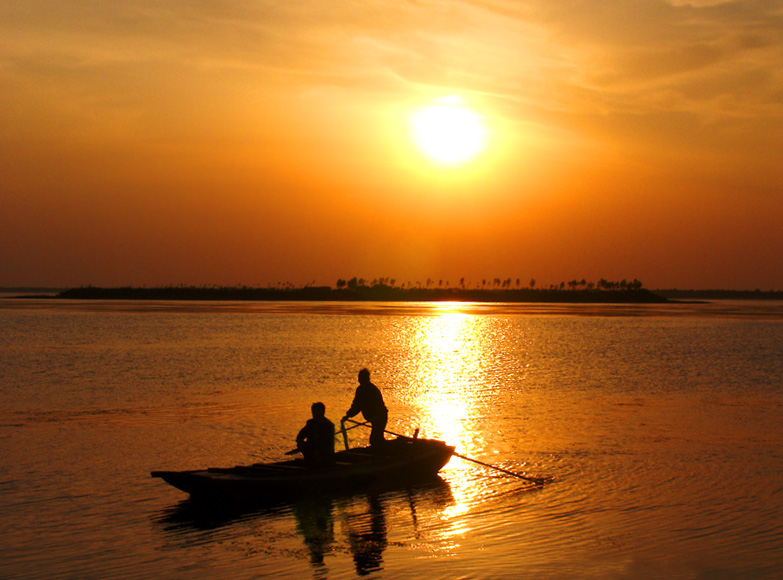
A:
4;1;781;112
2;0;782;161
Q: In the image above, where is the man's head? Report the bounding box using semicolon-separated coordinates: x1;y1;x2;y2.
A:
358;368;371;385
311;402;326;418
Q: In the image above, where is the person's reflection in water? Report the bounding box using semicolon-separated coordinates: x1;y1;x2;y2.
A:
293;496;335;572
347;493;388;576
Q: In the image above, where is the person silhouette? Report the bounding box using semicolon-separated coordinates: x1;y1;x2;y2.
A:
296;402;335;467
342;368;388;448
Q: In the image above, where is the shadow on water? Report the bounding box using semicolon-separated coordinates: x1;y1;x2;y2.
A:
153;477;455;576
343;493;386;576
154;496;292;531
292;495;335;569
293;491;390;576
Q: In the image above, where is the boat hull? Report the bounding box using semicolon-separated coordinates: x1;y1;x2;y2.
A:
152;436;455;502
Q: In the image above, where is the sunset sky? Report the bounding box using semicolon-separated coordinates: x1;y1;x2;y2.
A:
2;1;782;290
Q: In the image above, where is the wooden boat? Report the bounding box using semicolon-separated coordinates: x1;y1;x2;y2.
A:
151;435;455;502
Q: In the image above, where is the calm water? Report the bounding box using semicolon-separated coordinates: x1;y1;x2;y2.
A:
1;298;782;579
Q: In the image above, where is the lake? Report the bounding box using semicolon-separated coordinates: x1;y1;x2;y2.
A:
1;298;782;579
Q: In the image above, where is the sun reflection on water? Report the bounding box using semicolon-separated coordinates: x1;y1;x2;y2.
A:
392;305;499;520
384;303;538;535
406;306;487;448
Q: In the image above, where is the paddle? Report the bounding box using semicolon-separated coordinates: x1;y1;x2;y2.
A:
450;451;552;485
331;419;553;485
370;420;552;485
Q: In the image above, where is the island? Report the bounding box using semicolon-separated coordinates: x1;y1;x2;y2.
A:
54;278;668;304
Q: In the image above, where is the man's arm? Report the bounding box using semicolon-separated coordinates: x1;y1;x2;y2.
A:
296;424;309;448
343;387;362;420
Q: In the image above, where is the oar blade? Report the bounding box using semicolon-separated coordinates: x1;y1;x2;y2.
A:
452;451;552;485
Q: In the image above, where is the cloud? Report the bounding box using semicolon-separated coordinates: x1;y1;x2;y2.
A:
2;0;782;162
665;0;741;6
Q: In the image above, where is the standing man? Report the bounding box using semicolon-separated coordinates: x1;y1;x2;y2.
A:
343;368;388;448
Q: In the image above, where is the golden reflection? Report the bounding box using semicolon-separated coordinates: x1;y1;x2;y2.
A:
396;303;515;529
404;304;493;458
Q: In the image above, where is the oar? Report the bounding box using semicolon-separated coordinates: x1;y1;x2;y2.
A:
352;419;552;485
451;451;552;485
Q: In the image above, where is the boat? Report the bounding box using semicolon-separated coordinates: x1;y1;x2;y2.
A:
151;434;455;503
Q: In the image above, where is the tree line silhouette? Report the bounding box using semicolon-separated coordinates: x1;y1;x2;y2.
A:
334;277;644;292
57;277;663;303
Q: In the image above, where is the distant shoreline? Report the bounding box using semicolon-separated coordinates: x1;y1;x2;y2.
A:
4;286;782;303
50;285;669;303
653;289;783;300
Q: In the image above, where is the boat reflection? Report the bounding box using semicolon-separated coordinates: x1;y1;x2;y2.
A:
154;496;291;532
154;478;454;575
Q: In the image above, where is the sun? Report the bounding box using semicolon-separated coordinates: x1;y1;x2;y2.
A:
410;96;488;166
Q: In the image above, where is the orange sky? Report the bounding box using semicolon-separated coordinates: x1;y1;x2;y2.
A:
2;1;782;290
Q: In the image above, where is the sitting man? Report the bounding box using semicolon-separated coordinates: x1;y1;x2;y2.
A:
296;402;335;467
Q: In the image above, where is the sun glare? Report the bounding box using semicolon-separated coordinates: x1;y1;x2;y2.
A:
410;96;488;166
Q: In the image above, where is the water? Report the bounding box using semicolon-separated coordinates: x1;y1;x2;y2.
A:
1;298;782;579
